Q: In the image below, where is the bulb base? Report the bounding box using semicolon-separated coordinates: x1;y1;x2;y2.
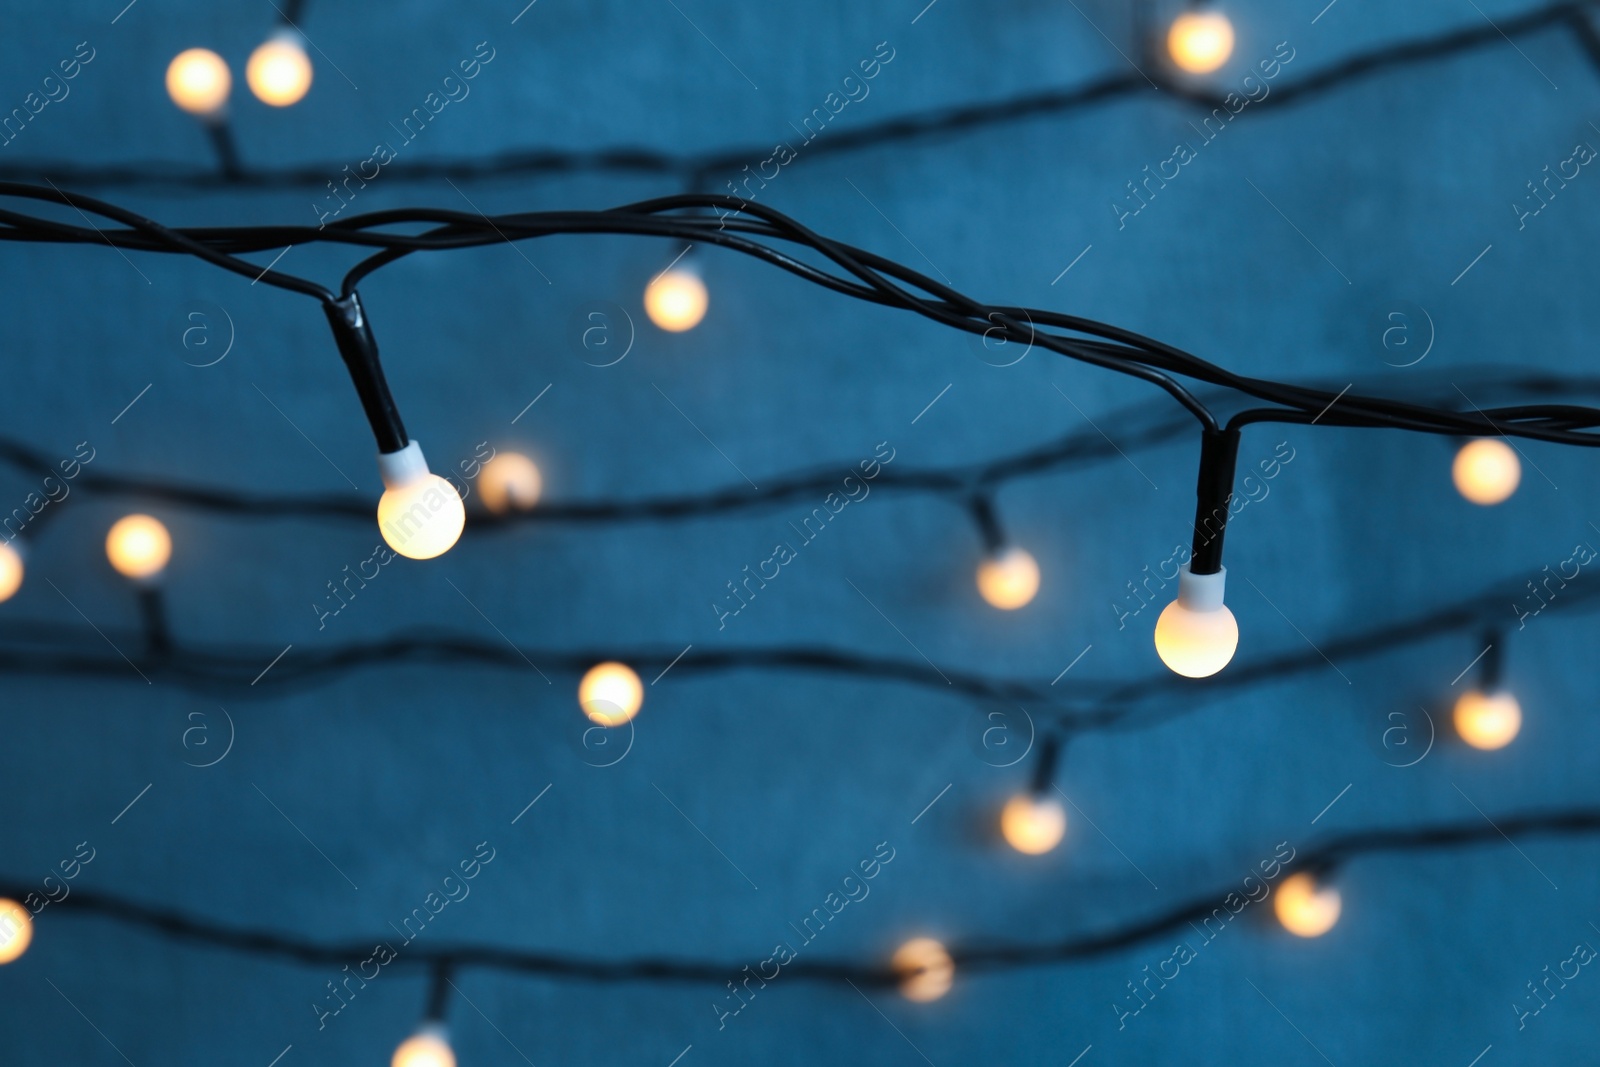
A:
378;441;431;490
1175;564;1226;612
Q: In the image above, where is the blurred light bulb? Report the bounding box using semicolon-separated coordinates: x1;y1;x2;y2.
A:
377;442;467;561
893;937;954;1002
0;541;23;603
392;1024;455;1067
1154;566;1238;678
644;267;709;332
1452;439;1520;505
0;898;33;964
478;452;543;515
106;514;172;580
166;48;232;116
1454;689;1522;750
579;661;644;726
1000;793;1066;855
1274;872;1341;938
1167;11;1235;73
247;31;313;107
977;546;1040;610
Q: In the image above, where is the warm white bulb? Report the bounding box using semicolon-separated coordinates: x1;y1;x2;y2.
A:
247;32;313;107
977;546;1040;610
376;444;466;561
1452;439;1520;505
644;268;709;332
892;937;954;1002
166;48;232;116
579;662;644;725
0;541;23;603
478;452;542;514
1167;11;1235;74
1000;793;1066;855
1153;566;1238;678
0;898;33;965
106;514;172;580
1274;872;1341;938
392;1025;455;1067
1454;689;1521;750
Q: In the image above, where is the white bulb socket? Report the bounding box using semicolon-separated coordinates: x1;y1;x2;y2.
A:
1175;565;1227;611
378;440;432;489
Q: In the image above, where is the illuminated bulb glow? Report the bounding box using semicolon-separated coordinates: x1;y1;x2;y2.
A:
644;267;709;332
392;1024;455;1067
1274;872;1341;938
106;515;172;580
377;442;467;561
977;546;1040;610
1167;11;1235;74
166;48;232;116
1454;689;1521;750
579;662;644;725
893;937;954;1002
247;32;313;107
1153;566;1238;678
1452;439;1520;505
478;452;543;514
0;898;33;964
1000;793;1066;855
0;541;22;603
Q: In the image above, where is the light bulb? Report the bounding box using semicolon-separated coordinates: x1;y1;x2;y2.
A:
1153;565;1238;678
0;541;23;602
1454;689;1521;750
392;1024;455;1067
166;48;232;116
246;31;313;107
478;452;542;515
1167;11;1235;74
892;937;954;1002
644;267;709;332
376;442;467;561
976;546;1040;610
1273;872;1341;938
0;898;33;964
106;514;172;580
1452;439;1520;505
579;661;644;726
1000;793;1067;855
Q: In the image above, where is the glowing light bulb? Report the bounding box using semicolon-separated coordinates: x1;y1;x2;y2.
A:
1274;872;1341;938
1452;439;1520;505
0;898;33;964
1153;565;1238;678
392;1024;455;1067
166;48;232;116
579;661;644;726
893;937;954;1002
1000;793;1067;855
246;31;313;107
1167;11;1234;73
644;267;709;332
478;452;542;515
1454;689;1522;750
106;515;172;580
977;546;1040;610
377;442;467;561
0;541;23;603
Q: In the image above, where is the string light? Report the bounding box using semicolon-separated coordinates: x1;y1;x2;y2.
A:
0;898;32;964
1000;794;1067;855
478;452;542;514
1454;690;1522;750
976;546;1040;610
1154;565;1238;678
1273;872;1341;938
644;264;709;332
105;514;171;581
578;662;644;725
892;937;954;1002
376;443;467;561
1167;10;1235;74
165;48;232;117
246;31;314;107
1452;438;1521;505
392;1024;455;1067
0;541;22;602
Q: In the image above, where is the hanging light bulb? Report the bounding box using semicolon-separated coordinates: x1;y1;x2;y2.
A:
644;264;709;332
892;937;954;1002
392;1024;455;1067
0;541;23;603
377;443;467;560
976;546;1040;610
1167;10;1235;74
1454;689;1521;750
0;898;33;964
1154;565;1238;678
166;48;232;117
578;662;644;726
1273;872;1341;938
1452;438;1520;505
478;452;543;515
246;30;314;107
1000;793;1067;855
106;514;172;581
